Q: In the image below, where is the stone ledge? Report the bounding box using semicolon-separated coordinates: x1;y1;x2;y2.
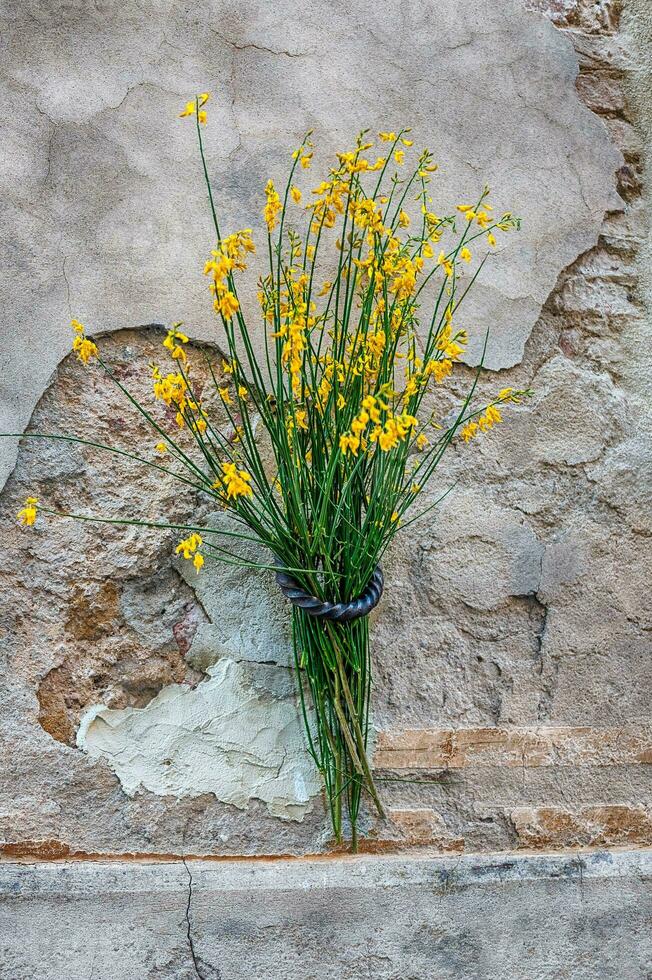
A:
1;846;650;891
1;849;650;980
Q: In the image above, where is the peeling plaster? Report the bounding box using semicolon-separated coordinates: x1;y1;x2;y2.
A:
77;659;320;821
0;0;622;488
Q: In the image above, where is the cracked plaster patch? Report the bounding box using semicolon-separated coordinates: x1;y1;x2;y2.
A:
77;658;320;821
0;0;621;487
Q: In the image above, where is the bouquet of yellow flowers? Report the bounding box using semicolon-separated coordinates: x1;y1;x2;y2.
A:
14;93;529;849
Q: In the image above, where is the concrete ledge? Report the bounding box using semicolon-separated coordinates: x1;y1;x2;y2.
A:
1;849;650;979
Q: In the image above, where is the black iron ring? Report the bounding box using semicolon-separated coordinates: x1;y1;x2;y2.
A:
275;564;384;623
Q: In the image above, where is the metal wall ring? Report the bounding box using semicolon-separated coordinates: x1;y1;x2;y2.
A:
275;564;384;623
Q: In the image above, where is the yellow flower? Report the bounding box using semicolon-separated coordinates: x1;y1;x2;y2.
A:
295;409;309;430
264;179;282;232
428;359;453;383
401;138;413;147
367;330;386;358
379;132;397;142
460;247;472;263
498;387;524;404
291;186;302;204
237;385;248;399
73;336;99;364
197;110;207;125
300;152;313;169
398;210;410;228
391;511;399;523
351;409;370;436
437;250;453;277
487;232;497;247
17;497;38;526
176;532;203;559
416;433;429;451
487;404;502;421
378;419;400;452
394;149;405;165
460;421;478;443
220;229;255;266
422;243;434;259
180;93;210;119
218;387;232;405
163;326;189;362
476;211;491;229
71;320;99;365
403;375;418;399
155;442;168;454
153;370;188;410
471;404;503;434
220;462;253;500
362;396;381;424
340;433;360;456
218;291;240;320
318;281;332;297
176;532;205;572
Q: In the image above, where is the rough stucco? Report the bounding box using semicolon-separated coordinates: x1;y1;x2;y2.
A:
1;0;651;871
0;0;622;490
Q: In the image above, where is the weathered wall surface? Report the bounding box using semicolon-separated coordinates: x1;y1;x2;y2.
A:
1;0;651;898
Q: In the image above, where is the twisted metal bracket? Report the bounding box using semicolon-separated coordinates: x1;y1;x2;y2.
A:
275;564;384;623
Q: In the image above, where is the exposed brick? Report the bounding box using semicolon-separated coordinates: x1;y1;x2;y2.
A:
511;805;652;849
375;726;652;770
524;0;621;34
550;276;641;323
576;70;628;117
569;29;633;72
386;809;465;851
603;117;643;164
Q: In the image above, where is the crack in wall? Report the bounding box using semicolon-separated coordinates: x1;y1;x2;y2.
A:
182;858;204;980
207;26;312;59
61;255;72;316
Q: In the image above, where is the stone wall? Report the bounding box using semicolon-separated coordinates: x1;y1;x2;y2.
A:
0;0;650;902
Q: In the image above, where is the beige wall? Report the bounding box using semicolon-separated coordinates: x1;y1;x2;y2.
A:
0;0;650;861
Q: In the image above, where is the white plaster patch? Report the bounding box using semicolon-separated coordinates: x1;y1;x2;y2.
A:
77;659;320;821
